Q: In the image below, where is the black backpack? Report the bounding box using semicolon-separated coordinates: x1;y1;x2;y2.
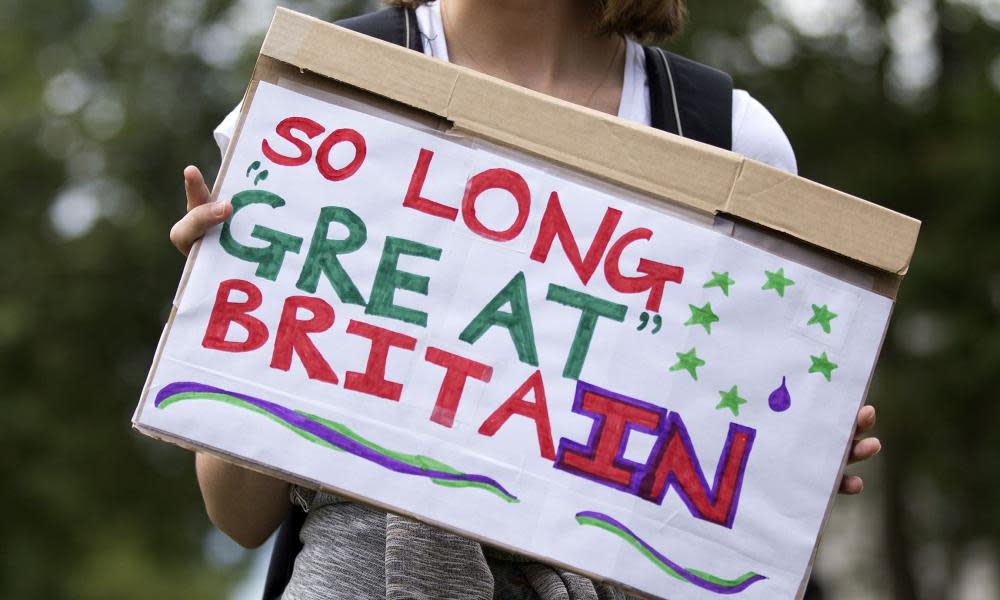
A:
260;7;733;599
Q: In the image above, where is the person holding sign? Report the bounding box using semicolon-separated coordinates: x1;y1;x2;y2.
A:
170;1;883;598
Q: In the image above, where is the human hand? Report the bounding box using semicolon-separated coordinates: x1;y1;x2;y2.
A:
838;405;880;495
169;166;232;256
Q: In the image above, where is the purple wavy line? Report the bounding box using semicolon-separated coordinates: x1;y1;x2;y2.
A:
155;381;517;500
576;511;766;595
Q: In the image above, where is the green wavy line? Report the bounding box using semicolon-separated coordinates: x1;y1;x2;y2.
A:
160;392;517;503
575;516;760;588
299;411;518;503
685;568;760;588
576;516;687;582
159;393;339;449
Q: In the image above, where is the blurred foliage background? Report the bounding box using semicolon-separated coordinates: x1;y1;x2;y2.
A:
1;0;997;598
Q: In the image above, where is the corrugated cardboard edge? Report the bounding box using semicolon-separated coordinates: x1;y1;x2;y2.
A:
259;7;920;278
726;161;919;276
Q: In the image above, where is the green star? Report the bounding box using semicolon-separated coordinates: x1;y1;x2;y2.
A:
807;304;838;334
716;385;747;416
684;302;720;334
808;352;839;382
703;272;735;296
670;347;705;380
762;268;795;297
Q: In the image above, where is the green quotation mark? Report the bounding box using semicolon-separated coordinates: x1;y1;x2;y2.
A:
246;160;269;186
637;311;662;334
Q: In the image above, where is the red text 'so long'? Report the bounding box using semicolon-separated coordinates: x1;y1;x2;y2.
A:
262;117;325;167
316;128;367;182
462;168;531;242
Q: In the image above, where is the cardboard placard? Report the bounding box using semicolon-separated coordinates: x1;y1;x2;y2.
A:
134;10;919;600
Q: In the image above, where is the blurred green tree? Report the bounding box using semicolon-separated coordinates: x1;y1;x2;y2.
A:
0;1;366;598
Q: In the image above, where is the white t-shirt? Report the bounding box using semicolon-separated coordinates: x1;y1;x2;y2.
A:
216;3;797;175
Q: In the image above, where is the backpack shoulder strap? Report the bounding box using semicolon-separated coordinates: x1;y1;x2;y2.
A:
336;7;423;52
644;46;733;151
260;506;307;600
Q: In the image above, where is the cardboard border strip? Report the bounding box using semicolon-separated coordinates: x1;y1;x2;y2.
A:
259;7;920;276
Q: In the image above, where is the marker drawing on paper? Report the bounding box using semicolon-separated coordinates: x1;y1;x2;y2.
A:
155;381;519;503
575;511;766;594
768;377;792;413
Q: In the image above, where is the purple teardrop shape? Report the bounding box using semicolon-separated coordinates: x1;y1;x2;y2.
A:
769;376;791;412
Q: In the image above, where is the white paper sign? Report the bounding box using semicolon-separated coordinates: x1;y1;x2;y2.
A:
136;82;892;599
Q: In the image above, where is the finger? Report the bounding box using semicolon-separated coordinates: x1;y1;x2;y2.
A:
184;165;212;212
855;405;876;435
170;200;232;255
848;436;881;465
838;475;864;495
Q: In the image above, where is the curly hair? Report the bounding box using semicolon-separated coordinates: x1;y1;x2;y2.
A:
383;0;686;41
